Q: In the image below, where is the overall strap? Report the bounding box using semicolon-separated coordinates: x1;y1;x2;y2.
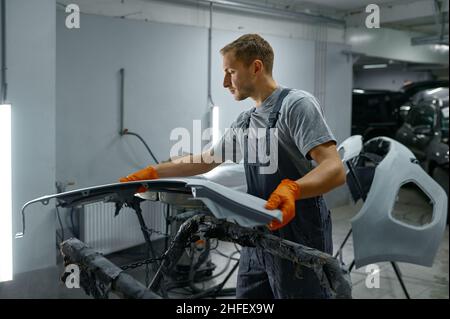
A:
266;88;291;155
243;107;256;129
267;88;291;129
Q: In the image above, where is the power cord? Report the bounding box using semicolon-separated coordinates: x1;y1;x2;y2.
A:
55;205;65;249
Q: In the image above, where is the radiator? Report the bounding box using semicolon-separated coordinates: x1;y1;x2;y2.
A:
80;200;167;255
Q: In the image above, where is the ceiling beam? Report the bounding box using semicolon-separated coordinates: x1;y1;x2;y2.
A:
345;0;448;27
411;0;448;46
158;0;346;26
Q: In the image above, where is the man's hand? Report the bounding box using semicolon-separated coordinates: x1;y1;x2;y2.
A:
265;179;301;231
119;166;159;192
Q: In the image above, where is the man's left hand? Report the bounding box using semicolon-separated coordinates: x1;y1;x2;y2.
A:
265;179;301;231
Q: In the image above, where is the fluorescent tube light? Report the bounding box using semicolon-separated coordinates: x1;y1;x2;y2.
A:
0;103;12;282
363;64;387;69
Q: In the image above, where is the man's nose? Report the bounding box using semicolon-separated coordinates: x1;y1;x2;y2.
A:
223;74;230;88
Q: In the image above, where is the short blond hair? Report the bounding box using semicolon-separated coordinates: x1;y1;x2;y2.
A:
220;34;274;75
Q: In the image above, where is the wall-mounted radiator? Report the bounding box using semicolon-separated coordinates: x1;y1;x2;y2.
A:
80;200;167;255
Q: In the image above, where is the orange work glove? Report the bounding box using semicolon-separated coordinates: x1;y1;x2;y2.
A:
264;179;301;231
119;166;159;193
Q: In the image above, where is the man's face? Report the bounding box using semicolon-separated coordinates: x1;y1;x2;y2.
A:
222;51;254;101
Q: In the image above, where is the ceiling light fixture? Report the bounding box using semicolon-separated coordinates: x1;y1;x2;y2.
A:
363;64;387;69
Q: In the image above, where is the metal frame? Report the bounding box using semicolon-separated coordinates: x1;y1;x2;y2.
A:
61;213;352;299
22;177;351;298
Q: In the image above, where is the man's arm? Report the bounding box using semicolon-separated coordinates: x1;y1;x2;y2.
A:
119;151;221;191
154;151;221;178
295;141;346;198
264;141;346;230
120;127;236;183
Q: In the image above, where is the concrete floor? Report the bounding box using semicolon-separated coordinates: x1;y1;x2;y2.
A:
0;187;448;299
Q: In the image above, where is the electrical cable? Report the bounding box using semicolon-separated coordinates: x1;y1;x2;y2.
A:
209;250;240;280
69;207;78;238
165;238;240;298
119;68;159;164
210;238;219;250
188;239;212;293
55;206;65;244
164;203;171;250
121;130;159;164
187;259;240;299
211;248;240;262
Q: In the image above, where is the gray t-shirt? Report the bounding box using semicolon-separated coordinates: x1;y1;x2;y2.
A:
212;86;336;177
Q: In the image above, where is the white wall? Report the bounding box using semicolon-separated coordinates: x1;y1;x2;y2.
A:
8;0;56;274
5;4;352;276
323;43;353;208
325;44;353;145
354;68;433;91
56;12;352;210
56;12;208;190
55;13;321;176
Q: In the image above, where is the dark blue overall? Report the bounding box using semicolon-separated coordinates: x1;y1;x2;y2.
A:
236;89;333;299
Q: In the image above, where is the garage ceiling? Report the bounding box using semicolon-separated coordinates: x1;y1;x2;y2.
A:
383;14;449;35
55;0;449;78
243;0;406;11
58;0;449;35
353;55;447;71
241;0;449;35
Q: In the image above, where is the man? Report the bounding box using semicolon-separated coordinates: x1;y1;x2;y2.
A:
120;34;346;298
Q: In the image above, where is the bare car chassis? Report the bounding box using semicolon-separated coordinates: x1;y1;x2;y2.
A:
21;179;352;299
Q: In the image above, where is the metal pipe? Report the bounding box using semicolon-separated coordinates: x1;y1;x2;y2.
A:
120;68;125;135
60;238;161;299
207;2;214;107
346;160;367;201
161;0;345;26
1;0;7;103
119;68;159;164
433;0;443;40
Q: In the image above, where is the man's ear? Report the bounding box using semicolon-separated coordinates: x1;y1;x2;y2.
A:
253;59;264;75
